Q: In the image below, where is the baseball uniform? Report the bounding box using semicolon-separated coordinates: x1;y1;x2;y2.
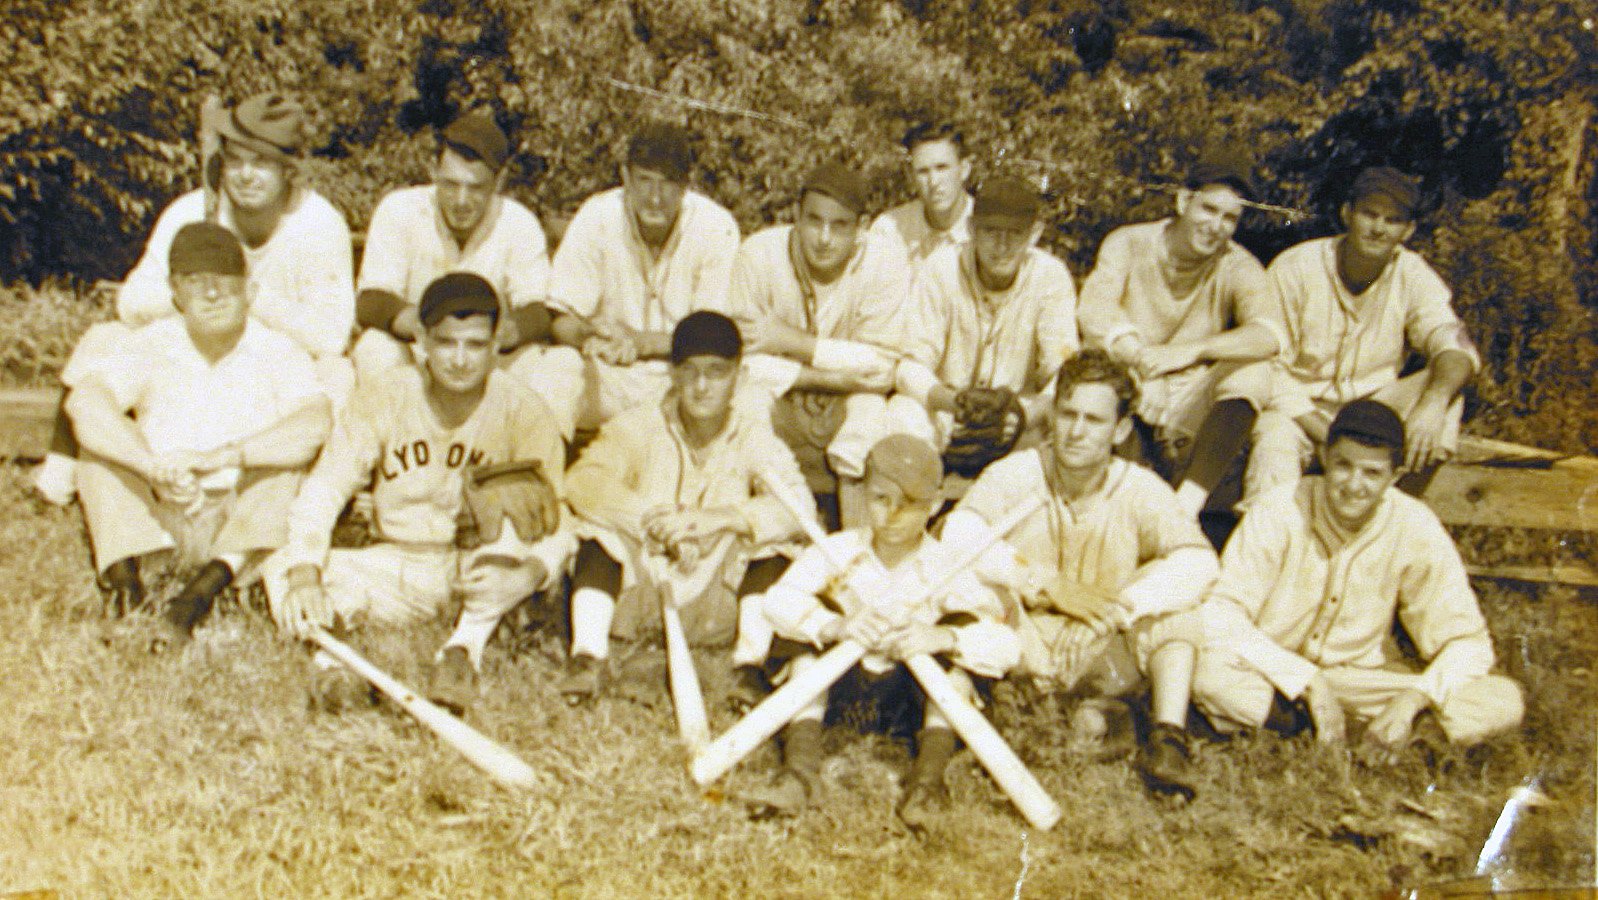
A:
943;452;1218;688
893;243;1080;458
1076;219;1279;449
1246;237;1479;498
726;224;915;487
1191;479;1523;743
869;194;972;269
563;389;815;652
69;317;324;573
544;186;742;430
271;366;573;666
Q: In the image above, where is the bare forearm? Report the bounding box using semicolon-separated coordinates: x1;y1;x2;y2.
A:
551;313;593;348
1196;322;1279;363
65;385;155;477
791;366;885;394
356;288;409;333
1420;350;1473;406
236;399;332;469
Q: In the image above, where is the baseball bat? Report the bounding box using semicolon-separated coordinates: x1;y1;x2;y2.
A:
309;629;538;790
751;476;1059;830
662;601;711;753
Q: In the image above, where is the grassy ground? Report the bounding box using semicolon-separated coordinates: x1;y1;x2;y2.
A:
0;463;1592;898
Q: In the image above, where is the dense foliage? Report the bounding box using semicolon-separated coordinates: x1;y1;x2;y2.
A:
0;0;1592;448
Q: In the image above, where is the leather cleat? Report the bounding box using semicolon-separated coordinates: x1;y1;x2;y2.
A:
557;653;607;705
896;777;951;834
1136;723;1197;801
428;647;478;716
741;769;812;820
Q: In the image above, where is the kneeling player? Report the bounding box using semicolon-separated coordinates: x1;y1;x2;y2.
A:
743;434;1019;828
559;311;817;701
942;351;1220;799
270;273;572;713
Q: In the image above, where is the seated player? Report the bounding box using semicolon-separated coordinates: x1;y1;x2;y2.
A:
64;223;331;645
1191;399;1524;751
742;434;1019;828
1246;166;1477;500
544;122;742;432
942;351;1219;799
727;161;914;523
869;122;974;268
270;273;572;714
37;92;354;503
351;108;582;437
1075;153;1279;516
559;312;817;702
894;174;1079;480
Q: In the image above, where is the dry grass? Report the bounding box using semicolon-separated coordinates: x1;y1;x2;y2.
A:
0;463;1592;898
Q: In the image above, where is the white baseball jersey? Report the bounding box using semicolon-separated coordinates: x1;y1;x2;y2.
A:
727;225;914;350
117;187;355;359
869;194;972;268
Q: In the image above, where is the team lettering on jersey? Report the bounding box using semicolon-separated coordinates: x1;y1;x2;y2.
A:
377;439;488;481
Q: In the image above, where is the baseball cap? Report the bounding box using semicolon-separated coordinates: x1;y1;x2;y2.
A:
865;434;943;503
627;122;694;181
442;109;511;170
801;161;869;217
217;93;307;158
1185;148;1256;201
169;222;246;276
1348;167;1421;219
670;310;742;364
419;272;501;328
972;174;1042;226
1327;398;1406;459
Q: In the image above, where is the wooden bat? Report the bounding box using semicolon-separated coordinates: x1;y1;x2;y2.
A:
693;481;1057;828
662;601;710;753
309;628;538;790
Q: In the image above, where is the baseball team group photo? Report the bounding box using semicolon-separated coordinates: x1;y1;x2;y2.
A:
0;0;1592;896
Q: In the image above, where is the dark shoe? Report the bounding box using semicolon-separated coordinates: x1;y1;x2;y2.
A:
896;777;951;833
1136;723;1196;801
742;769;812;820
429;647;478;716
97;559;146;618
726;666;768;714
557;653;607;705
310;664;372;714
145;614;193;655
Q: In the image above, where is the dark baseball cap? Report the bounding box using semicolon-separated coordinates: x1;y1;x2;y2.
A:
169;222;246;276
442;109;511;170
1327;398;1406;461
627;122;694;181
801;161;869;217
419;272;501;327
670;310;742;364
972;174;1042;226
1348;167;1421;219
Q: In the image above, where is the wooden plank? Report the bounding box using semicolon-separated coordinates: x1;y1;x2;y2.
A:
1466;563;1598;588
0;386;59;461
1422;461;1598;531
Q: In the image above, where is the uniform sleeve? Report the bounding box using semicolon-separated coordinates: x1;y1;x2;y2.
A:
280;384;387;571
1074;228;1137;351
499;389;572;581
1029;259;1080;401
546;199;606;318
937;568;1021;677
563;414;651;539
850;243;916;349
1395;509;1496;707
502;205;551;310
689;205;741;313
1120;476;1217;620
724;235;770;323
269;338;326;412
1225;252;1285;362
1199;491;1321;698
116;194;200;325
1401;256;1480;373
354;189;413;300
1262;254;1316;418
283;199;355;358
893;275;948;403
761;541;847;647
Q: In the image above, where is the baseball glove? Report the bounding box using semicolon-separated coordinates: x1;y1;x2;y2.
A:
944;386;1026;477
460;460;560;547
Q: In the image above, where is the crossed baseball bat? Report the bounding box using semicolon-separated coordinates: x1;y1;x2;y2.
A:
690;474;1061;831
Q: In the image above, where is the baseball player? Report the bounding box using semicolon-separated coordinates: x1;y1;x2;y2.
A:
64;223;331;646
893;174;1080;480
351;108;584;438
36;92;354;504
558;312;817;702
271;273;572;714
869;122;974;268
942;350;1220;799
1191;399;1524;751
1075;154;1280;517
543;122;742;433
740;434;1020;828
726;160;915;525
1244;166;1478;500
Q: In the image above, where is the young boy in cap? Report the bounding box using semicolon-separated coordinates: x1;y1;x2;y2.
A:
37;92;354;503
271;272;571;713
742;433;1019;828
558;311;816;701
1244;166;1478;500
1076;153;1280;517
352;109;583;437
65;223;331;641
893;173;1080;480
1192;399;1523;750
869;122;974;268
727;160;915;524
544;122;743;432
942;351;1219;799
